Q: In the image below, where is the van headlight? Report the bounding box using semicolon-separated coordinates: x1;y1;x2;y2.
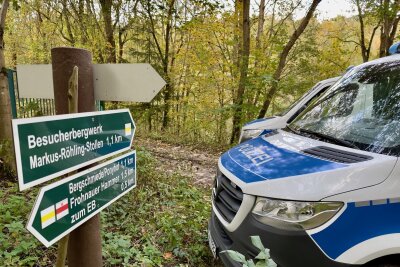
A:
239;129;263;143
252;198;343;230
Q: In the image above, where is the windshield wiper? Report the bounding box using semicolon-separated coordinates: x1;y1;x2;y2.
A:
298;128;360;150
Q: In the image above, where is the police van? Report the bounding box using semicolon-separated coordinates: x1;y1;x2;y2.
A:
209;50;400;267
239;77;339;144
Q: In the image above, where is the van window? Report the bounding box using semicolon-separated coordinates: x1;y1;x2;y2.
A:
277;83;321;116
291;61;400;156
287;85;332;124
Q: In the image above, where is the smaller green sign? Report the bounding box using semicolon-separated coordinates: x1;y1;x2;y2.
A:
27;151;136;247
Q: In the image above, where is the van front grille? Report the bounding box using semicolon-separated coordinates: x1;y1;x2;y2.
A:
213;172;243;223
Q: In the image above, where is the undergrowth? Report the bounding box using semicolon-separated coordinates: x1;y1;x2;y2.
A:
0;147;217;266
138;130;231;153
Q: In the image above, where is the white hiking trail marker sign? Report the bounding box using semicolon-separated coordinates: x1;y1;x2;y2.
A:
16;63;166;102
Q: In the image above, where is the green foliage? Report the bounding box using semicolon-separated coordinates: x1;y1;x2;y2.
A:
18;101;43;118
101;147;214;266
0;182;57;266
0;147;215;266
0;140;15;180
4;0;384;146
223;236;277;267
221;236;277;267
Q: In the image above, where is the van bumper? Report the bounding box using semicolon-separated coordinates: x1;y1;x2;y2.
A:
208;211;358;267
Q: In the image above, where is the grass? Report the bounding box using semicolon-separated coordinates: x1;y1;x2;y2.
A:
0;147;219;266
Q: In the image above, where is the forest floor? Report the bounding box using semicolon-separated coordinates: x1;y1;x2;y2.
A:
1;136;225;267
135;136;221;188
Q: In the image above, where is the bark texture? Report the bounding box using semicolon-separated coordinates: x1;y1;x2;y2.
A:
100;0;117;63
0;0;15;172
231;0;250;143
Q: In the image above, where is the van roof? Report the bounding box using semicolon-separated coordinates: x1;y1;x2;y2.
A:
359;54;400;68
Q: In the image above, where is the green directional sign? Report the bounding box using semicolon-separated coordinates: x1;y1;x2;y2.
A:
12;109;135;190
27;151;136;247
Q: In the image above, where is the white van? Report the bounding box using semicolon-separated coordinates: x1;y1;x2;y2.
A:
209;53;400;267
239;77;339;143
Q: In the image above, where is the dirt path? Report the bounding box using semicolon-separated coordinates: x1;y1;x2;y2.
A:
134;137;222;187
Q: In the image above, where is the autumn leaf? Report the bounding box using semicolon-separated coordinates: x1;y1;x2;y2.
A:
163;252;173;260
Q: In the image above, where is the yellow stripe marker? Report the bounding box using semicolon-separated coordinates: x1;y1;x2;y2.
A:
125;123;132;136
41;210;55;223
40;205;56;229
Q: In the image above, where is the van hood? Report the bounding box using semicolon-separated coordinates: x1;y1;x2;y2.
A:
242;116;287;130
219;131;397;200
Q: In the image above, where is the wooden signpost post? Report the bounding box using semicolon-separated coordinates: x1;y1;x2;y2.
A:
11;47;166;267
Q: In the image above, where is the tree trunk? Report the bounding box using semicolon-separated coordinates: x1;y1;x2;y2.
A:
118;29;125;63
161;0;176;130
252;0;266;106
0;0;14;171
100;0;116;63
61;0;76;46
255;0;265;57
379;0;400;57
230;0;250;144
257;0;321;119
355;0;369;62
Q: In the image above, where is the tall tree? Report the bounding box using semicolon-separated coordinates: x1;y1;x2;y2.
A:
257;0;322;119
100;0;117;63
354;0;380;62
353;0;400;59
0;0;15;171
378;0;400;57
230;0;250;143
251;0;266;107
145;0;176;130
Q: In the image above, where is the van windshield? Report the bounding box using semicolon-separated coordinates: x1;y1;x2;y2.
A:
290;60;400;156
277;84;318;116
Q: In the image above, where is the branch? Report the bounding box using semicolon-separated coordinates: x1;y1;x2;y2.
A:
367;24;380;53
355;0;367;50
389;16;400;42
144;1;165;65
0;0;9;29
269;0;302;43
275;0;322;79
331;36;361;46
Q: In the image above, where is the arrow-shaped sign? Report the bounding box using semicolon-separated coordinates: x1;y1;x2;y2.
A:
27;151;136;247
16;64;166;102
12;109;135;190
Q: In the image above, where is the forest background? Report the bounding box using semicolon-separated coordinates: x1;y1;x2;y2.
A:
1;1;400;266
3;0;400;146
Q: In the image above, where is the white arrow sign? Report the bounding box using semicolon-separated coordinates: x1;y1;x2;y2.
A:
16;63;166;102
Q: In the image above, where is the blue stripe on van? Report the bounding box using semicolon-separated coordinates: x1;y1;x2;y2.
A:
220;137;346;183
311;201;400;259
